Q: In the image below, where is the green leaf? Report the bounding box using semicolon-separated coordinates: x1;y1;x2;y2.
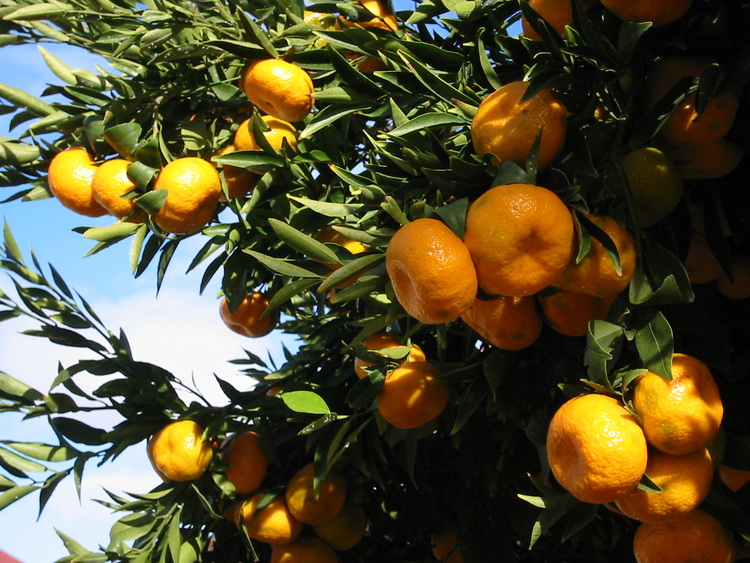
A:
38;46;77;85
3;442;77;462
0;371;44;403
52;417;107;446
317;253;384;294
451;377;488;434
0;140;41;165
135;189;167;215
280;390;331;415
0;485;38;510
267;219;340;264
103;123;142;160
635;311;673;381
287;195;363;218
238;11;278;58
0;446;47;473
388;112;466;137
82;222;140;242
0;83;57;116
244;249;320;278
2;4;67;21
3;219;22;262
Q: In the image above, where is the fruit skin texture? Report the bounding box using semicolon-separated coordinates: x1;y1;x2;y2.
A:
385;218;478;325
461;295;542;351
537;289;614;337
377;361;449;430
234;115;298;153
633;353;723;456
240;492;304;545
285;463;347;526
521;0;579;40
718;464;750;492
152;157;221;234
608;146;684;228
472;81;567;170
463;183;575;297
615;448;714;523
223;431;269;495
552;214;636;299
47;147;108;217
600;0;693;27
91;158;144;221
633;509;735;563
219;292;276;338
354;333;426;379
663;138;744;180
270;535;339;563
242;59;314;123
546;394;648;504
312;496;367;551
147;420;213;482
645;56;740;148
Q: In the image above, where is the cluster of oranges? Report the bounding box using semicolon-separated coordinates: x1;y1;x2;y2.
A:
546;353;733;562
146;420;366;562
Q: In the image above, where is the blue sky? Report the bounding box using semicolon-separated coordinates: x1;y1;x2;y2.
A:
0;43;289;563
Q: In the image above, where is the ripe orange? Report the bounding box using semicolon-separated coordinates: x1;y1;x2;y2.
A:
376;361;449;430
147;420;213;482
633;353;723;456
461;295;543;351
315;225;369;289
312;496;367;551
385;218;478;325
239;492;304;545
223;430;269;495
354;333;426;379
521;0;574;40
234;115;298;153
716;254;750;300
463;183;575;297
718;464;750;492
552;214;636;299
607;146;684;228
546;393;648;504
270;535;339;563
537;289;614;337
599;0;693;27
633;509;735;563
645;56;740;148
285;463;347;526
339;0;398;31
219;292;277;338
91;158;145;221
683;231;723;285
213;145;258;200
47;147;108;217
242;59;314;123
615;448;714;523
663;138;744;180
431;524;463;563
471;81;567;170
152;157;221;234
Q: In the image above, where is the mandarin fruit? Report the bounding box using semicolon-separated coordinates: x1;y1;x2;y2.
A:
223;430;268;495
270;535;339;563
599;0;693;27
312;496;367;551
546;393;648;504
385;218;477;324
47;147;107;217
91;158;145;221
285;463;347;526
461;295;543;351
684;231;723;284
431;524;464;563
377;361;449;430
242;59;314;122
664;138;744;180
147;420;213;482
716;254;750;300
463;183;575;297
219;291;276;338
472;81;567;170
234;115;298;153
537;289;614;337
240;492;304;545
354;333;426;379
633;353;723;455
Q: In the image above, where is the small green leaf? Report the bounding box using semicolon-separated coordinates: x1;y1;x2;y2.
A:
388;112;466;137
3;442;77;462
287;195;363;218
82;222;140;242
635;311;673;381
267;219;340;264
244;249;320;278
0;371;44;403
0;485;38;510
280;390;331;415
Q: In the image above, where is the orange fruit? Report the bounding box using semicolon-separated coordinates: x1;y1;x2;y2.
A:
633;509;735;563
552;214;637;299
223;430;269;495
431;524;464;563
546;393;648;504
219;292;277;338
270;535;339;563
234;115;298;153
683;231;723;284
599;0;693;27
285;463;347;526
242;59;314;123
376;361;449;430
315;225;369;289
718;464;750;492
354;333;426;379
461;295;543;351
152;157;221;234
239;492;304;545
471;81;567;170
663;138;744;180
521;0;574;40
716;254;750;300
213;145;258;200
312;496;367;551
147;420;213;482
91;158;145;221
339;0;398;31
46;147;108;217
463;183;575;297
537;289;614;337
607;146;684;228
615;448;714;523
645;56;740;148
385;218;478;324
633;353;723;456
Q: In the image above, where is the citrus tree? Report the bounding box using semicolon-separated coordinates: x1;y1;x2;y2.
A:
0;0;749;561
